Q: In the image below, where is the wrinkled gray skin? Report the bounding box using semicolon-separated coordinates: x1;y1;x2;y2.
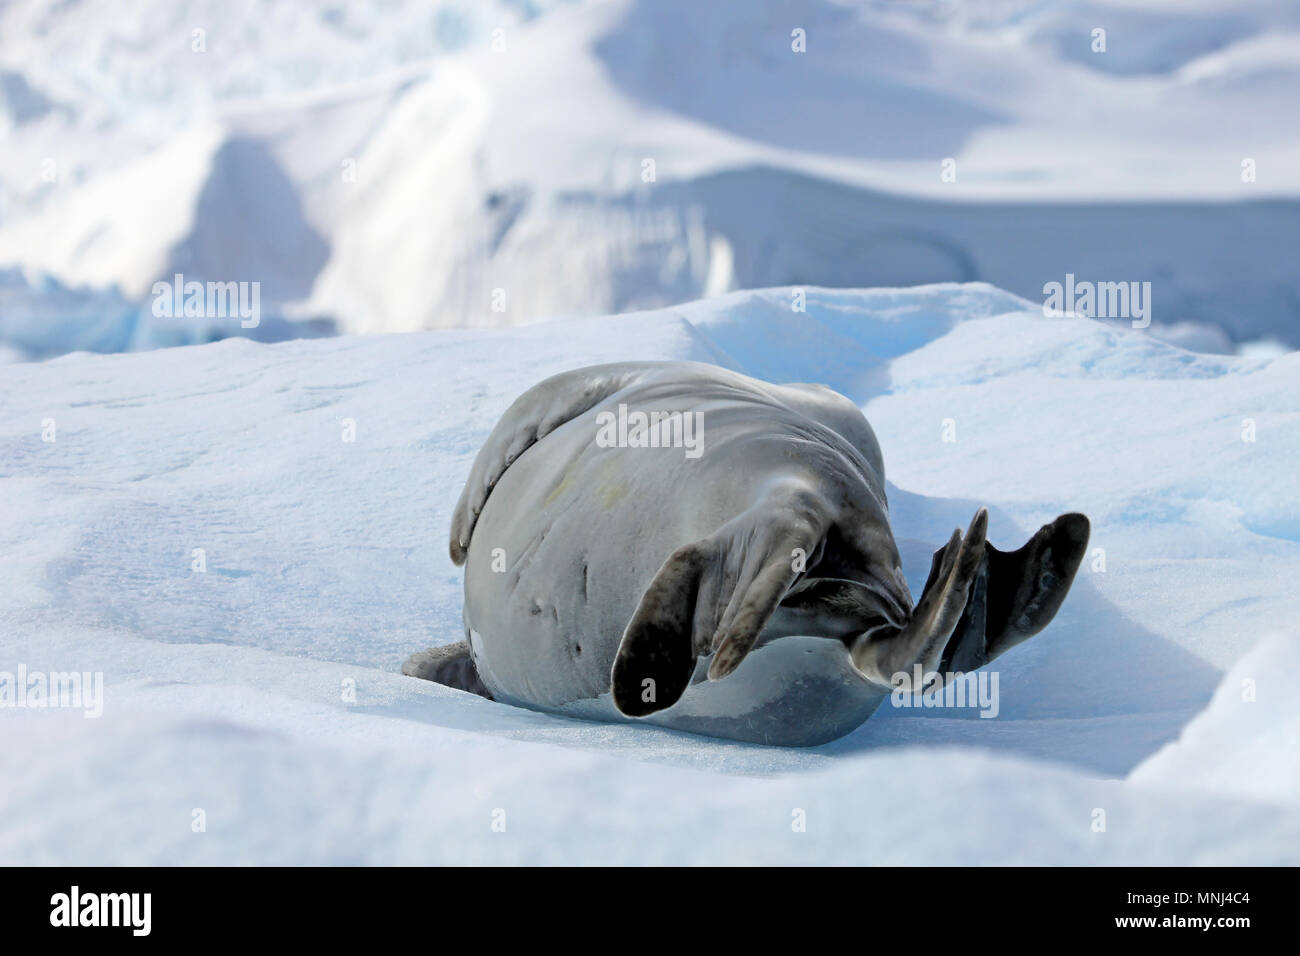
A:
405;361;1089;746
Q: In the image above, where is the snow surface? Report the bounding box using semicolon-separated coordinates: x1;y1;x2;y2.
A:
2;283;1296;864
2;0;1298;357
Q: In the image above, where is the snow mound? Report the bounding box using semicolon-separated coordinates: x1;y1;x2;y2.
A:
1133;632;1300;805
1;283;1296;863
3;0;1299;355
0;127;328;305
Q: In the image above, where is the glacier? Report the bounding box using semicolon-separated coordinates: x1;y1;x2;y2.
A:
3;0;1300;359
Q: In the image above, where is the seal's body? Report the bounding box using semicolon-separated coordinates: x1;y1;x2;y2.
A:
405;362;1089;746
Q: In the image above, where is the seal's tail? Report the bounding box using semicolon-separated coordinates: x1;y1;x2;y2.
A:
933;511;1090;675
851;510;1089;687
402;640;494;700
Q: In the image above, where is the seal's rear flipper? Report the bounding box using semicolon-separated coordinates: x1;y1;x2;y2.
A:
403;641;494;700
938;512;1090;673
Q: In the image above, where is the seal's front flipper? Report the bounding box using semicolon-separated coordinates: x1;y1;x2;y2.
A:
939;512;1090;673
403;641;494;700
612;485;834;716
611;543;711;717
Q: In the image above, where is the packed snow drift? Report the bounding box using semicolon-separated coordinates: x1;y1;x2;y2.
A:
2;0;1299;360
1;284;1296;864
